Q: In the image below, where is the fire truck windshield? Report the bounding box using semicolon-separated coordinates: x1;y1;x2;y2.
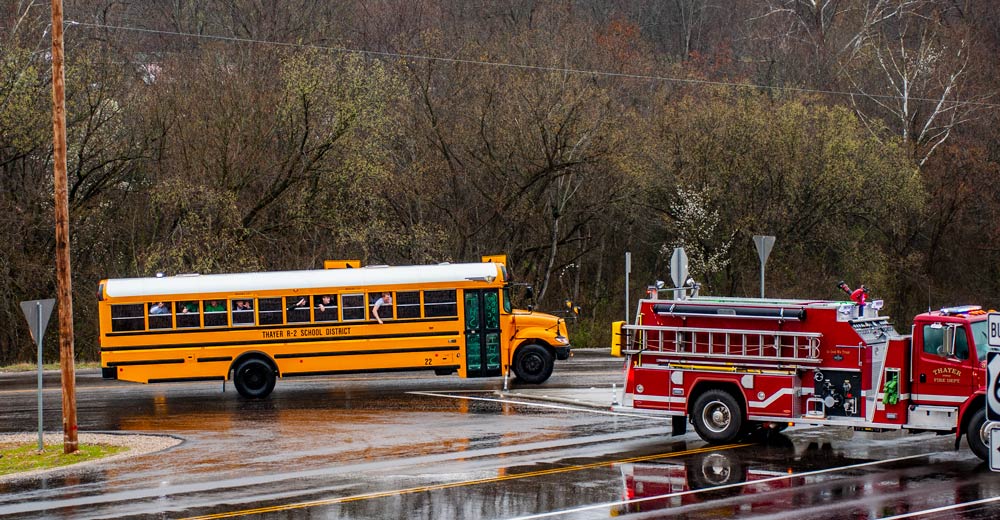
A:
971;320;989;361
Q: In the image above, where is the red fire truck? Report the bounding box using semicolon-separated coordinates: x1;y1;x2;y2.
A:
611;286;992;461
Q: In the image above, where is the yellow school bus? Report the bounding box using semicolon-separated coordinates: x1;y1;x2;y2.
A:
98;257;571;398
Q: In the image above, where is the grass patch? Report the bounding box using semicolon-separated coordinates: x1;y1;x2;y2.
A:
0;443;127;477
0;361;100;373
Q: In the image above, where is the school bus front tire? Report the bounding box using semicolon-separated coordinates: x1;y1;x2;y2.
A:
233;357;277;399
512;343;554;384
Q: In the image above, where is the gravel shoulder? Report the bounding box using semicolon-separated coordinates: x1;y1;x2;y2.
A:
0;432;183;484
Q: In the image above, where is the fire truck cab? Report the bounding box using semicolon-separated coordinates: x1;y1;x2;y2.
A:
612;289;992;460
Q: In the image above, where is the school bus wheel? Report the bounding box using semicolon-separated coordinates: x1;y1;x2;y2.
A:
512;343;554;384
232;356;277;399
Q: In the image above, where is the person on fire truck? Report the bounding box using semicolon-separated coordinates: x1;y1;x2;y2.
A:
850;285;867;305
837;281;868;312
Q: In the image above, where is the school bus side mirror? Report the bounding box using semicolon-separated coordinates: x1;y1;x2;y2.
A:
611;321;625;357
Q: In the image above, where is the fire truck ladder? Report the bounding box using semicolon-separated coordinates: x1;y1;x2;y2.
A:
621;324;822;368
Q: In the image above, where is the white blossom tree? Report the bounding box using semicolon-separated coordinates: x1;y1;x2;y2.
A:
661;187;733;286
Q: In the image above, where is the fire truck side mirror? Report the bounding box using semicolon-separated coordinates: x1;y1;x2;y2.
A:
611;321;626;357
941;324;957;358
930;322;957;357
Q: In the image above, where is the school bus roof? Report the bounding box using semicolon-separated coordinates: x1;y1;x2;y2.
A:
102;262;504;299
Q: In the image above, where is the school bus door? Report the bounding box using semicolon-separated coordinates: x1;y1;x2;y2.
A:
464;289;502;377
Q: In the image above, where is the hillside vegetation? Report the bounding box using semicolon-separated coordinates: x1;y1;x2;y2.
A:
2;1;999;362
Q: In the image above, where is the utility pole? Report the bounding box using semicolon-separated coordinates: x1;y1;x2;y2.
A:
50;0;78;454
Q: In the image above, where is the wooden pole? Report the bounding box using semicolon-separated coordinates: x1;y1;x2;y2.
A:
50;0;78;454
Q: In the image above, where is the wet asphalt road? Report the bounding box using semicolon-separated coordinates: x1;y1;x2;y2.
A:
2;350;1000;519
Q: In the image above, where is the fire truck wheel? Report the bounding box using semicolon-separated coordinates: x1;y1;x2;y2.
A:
692;390;744;443
233;357;276;399
966;407;989;461
512;344;554;384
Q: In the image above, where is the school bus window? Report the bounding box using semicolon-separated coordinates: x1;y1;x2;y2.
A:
111;304;146;332
342;294;365;321
258;298;283;325
424;290;457;318
177;301;201;328
484;291;500;328
502;287;513;313
369;292;394;321
232;299;254;325
285;296;310;323
147;302;173;329
203;299;227;327
396;291;421;319
314;294;338;322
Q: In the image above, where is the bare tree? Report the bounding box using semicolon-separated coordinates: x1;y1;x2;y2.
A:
846;6;989;166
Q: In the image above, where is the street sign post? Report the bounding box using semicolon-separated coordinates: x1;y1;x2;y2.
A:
625;252;631;323
20;298;56;451
753;235;775;298
991;427;1000;472
670;248;688;300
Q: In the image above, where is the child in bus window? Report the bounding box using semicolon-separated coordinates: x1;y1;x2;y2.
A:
150;302;169;315
315;295;336;321
232;300;254;325
372;292;392;324
286;296;310;323
204;300;227;326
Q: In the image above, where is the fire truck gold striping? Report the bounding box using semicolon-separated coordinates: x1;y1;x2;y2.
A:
611;282;993;461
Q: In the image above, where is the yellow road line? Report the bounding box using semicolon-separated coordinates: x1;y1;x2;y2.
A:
180;443;750;519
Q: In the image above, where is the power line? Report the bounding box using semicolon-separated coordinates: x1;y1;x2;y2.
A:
69;20;999;110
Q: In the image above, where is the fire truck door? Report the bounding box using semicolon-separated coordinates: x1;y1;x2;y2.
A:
910;323;976;406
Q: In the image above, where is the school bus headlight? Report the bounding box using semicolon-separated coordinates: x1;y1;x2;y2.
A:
555;335;569;344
